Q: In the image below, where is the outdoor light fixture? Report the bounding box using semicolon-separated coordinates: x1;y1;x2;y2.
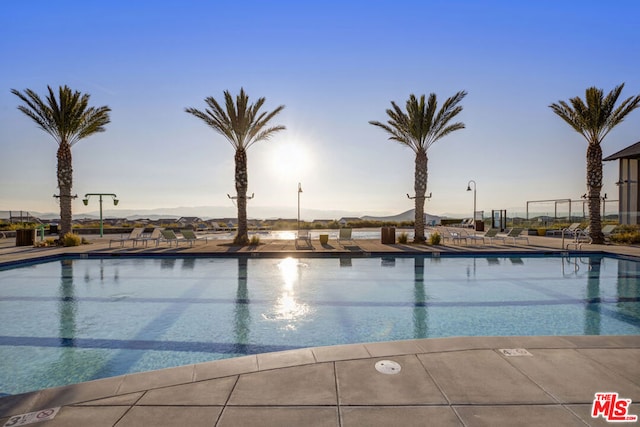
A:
466;180;477;234
298;182;303;232
83;193;118;237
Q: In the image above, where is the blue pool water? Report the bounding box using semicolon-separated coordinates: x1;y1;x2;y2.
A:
1;254;639;395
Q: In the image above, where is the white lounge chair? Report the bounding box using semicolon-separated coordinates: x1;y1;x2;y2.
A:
134;227;163;247
109;227;145;248
602;224;617;243
295;229;312;248
562;223;583;238
462;229;485;245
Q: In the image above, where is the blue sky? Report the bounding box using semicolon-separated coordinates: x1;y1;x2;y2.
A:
1;1;639;219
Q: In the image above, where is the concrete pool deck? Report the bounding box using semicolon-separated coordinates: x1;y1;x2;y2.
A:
1;231;639;426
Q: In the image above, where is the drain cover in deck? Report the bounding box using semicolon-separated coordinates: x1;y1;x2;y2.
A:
375;360;402;374
498;348;533;357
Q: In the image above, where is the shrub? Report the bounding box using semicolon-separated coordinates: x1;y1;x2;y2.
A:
62;232;82;247
249;235;260;245
429;232;442;245
397;232;408;244
609;225;640;244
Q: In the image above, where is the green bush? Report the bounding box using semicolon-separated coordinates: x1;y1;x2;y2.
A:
429;232;442;245
62;232;82;247
397;232;408;244
249;235;260;245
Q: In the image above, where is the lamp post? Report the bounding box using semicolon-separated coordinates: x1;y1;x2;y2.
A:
297;183;303;232
82;193;118;237
466;180;476;234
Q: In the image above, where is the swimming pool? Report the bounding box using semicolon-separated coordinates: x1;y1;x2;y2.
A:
1;254;639;395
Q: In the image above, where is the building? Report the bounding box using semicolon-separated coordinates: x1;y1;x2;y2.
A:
603;141;640;225
338;217;361;226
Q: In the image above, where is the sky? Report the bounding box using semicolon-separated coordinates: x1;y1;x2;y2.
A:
1;0;639;220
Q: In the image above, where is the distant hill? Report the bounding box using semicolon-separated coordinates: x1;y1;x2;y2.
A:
362;209;443;222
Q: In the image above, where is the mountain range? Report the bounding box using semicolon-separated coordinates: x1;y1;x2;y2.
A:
1;207;450;222
2;206;601;222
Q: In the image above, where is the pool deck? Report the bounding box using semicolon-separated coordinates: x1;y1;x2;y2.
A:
1;232;639;426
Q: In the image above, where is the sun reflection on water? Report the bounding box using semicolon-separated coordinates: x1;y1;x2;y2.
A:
262;257;310;328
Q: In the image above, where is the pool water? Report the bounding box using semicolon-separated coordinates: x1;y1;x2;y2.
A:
1;254;639;395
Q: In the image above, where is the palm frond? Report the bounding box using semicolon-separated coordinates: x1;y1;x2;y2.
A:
186;88;285;151
370;90;467;153
12;85;110;146
550;83;640;145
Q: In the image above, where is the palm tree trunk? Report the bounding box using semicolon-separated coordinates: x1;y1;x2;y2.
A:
586;143;604;244
234;148;249;245
414;149;427;243
57;142;73;237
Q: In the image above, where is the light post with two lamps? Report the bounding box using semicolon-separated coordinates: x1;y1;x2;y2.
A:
466;180;477;234
82;193;118;237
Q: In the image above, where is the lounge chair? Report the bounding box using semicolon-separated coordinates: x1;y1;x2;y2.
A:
109;227;145;248
134;227;163;247
159;229;185;247
505;228;529;245
295;229;312;248
482;228;507;244
562;223;583;238
441;228;467;245
337;228;355;245
453;218;472;228
566;227;592;249
181;229;208;245
454;229;484;245
602;224;617;243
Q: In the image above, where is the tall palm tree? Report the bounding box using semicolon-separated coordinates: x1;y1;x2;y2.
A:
12;86;111;237
186;88;285;245
369;91;467;243
550;84;640;244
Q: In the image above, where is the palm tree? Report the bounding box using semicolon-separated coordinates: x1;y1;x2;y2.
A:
369;91;467;243
185;88;285;245
12;86;111;238
550;84;640;244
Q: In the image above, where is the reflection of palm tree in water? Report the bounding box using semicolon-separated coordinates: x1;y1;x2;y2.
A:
413;257;428;338
234;258;251;353
585;256;603;335
59;259;76;347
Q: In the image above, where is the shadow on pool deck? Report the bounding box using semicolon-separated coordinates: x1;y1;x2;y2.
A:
1;234;640;425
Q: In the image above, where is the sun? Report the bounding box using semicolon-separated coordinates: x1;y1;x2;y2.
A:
270;141;310;180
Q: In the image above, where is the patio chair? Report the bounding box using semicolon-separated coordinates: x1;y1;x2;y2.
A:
457;229;485;245
337;228;355;245
109;227;145;248
295;229;312;248
134;227;163;247
482;228;507;244
181;229;208;245
505;228;529;245
159;229;185;247
442;228;467;245
562;223;583;238
566;227;592;249
601;224;618;243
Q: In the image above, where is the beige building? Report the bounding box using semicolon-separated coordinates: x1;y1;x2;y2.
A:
604;141;640;225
